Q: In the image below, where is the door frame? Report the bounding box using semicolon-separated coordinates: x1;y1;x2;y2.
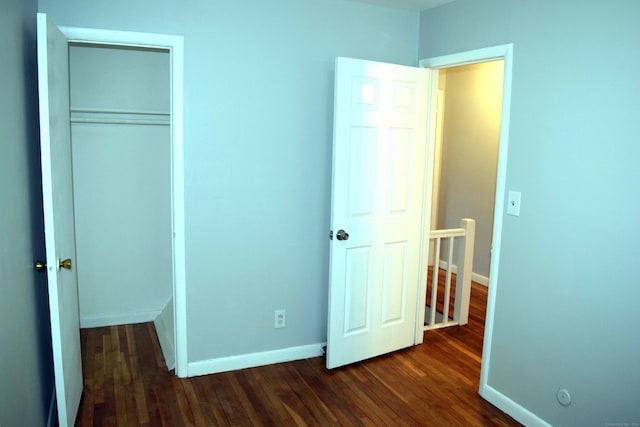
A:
427;88;445;268
59;25;188;377
418;44;514;395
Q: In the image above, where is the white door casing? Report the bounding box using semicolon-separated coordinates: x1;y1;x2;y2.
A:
428;89;446;263
327;57;430;369
36;13;83;427
54;19;188;377
420;44;514;414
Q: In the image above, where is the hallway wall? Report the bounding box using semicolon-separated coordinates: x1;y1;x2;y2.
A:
436;61;503;280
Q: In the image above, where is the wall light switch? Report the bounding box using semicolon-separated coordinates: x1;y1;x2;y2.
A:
507;191;522;216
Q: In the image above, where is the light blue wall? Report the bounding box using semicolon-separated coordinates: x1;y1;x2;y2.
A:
0;0;55;424
37;0;420;362
421;1;640;425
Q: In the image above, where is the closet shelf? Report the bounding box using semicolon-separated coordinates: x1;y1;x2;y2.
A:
70;108;170;126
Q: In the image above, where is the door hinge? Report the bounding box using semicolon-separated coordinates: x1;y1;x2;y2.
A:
329;230;333;240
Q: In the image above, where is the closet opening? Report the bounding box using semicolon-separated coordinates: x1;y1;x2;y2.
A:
68;43;175;370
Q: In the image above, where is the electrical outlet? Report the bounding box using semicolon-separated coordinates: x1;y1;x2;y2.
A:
274;309;286;328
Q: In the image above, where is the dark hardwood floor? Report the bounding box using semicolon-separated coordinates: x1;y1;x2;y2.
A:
77;280;521;426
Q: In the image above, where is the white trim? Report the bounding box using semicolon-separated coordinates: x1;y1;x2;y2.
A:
480;384;552;427
80;310;162;328
70;118;169;125
187;343;327;377
436;260;489;287
70;108;170;126
419;44;511;69
473;272;489;287
430;88;446;231
60;26;179;49
420;42;514;414
154;298;176;370
58;26;188;377
154;315;176;370
71;107;170;115
414;68;440;345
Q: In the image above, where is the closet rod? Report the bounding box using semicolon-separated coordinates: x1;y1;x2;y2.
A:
71;118;170;126
71;107;170;116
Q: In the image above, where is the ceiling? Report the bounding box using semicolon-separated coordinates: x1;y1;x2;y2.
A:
348;0;455;11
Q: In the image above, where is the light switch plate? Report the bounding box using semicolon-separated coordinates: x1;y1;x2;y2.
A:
507;191;521;216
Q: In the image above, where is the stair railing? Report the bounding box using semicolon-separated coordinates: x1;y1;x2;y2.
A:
424;218;475;331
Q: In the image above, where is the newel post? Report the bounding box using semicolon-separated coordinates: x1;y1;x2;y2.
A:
453;218;475;325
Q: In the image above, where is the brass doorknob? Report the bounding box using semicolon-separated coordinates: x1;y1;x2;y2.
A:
59;258;72;270
35;260;47;272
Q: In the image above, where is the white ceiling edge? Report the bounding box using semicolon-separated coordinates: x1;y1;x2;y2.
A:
348;0;456;12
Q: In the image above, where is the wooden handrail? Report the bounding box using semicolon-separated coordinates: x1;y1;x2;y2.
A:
429;227;466;238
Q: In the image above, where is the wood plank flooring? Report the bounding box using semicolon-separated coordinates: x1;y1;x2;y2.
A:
77;281;521;426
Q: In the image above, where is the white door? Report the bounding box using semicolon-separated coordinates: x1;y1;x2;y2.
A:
37;13;83;426
327;57;430;369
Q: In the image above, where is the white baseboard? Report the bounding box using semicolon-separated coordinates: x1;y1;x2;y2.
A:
154;299;175;370
435;260;489;287
472;273;489;287
80;309;161;328
480;384;552;427
46;386;56;427
188;342;326;377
